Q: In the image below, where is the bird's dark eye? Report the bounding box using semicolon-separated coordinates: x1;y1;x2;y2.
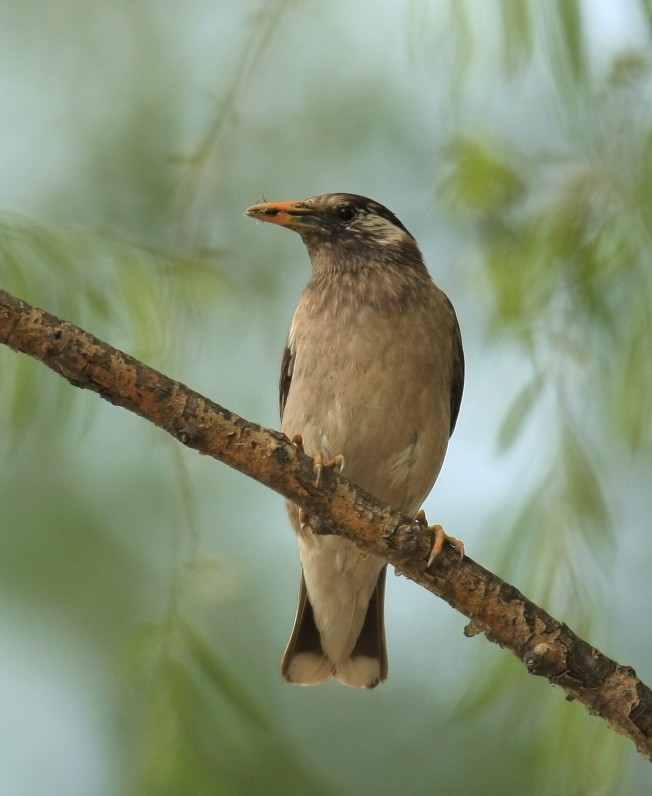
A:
337;204;356;222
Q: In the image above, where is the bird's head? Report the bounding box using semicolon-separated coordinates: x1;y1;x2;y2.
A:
244;193;423;271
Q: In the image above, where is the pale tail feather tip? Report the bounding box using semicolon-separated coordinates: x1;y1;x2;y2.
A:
284;652;384;689
336;655;385;689
283;652;334;685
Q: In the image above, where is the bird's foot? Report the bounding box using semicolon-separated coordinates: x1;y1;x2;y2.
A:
415;510;464;567
291;434;345;487
291;437;312;528
313;450;345;487
298;508;311;530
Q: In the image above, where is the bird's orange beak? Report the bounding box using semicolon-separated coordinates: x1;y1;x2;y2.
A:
244;200;316;230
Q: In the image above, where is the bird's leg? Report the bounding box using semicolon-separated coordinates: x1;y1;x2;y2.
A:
291;436;311;528
290;435;344;527
291;436;312;528
415;509;464;566
291;433;345;487
313;451;345;487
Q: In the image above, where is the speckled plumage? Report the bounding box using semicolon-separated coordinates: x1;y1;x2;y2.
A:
245;193;464;688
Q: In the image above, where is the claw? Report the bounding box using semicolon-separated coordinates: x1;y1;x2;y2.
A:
314;450;345;487
415;510;464;566
291;434;344;488
314;451;324;486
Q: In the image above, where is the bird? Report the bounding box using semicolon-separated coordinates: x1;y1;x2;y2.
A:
244;193;464;688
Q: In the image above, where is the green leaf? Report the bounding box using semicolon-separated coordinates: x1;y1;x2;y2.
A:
123;621;166;675
499;0;533;76
554;0;584;85
562;427;613;551
496;374;544;452
178;619;270;732
444;135;526;214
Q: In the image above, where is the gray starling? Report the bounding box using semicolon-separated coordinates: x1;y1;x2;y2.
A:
245;193;464;688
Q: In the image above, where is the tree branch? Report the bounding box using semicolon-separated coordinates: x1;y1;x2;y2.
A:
1;287;651;759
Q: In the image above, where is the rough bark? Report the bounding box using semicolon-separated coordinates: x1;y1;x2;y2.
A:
1;287;651;759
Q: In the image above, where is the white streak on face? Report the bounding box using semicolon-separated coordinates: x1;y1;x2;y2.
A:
356;214;408;246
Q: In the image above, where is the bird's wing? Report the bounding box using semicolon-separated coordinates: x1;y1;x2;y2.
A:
447;297;465;436
279;342;293;420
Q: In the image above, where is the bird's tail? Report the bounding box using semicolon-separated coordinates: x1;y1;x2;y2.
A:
281;568;388;688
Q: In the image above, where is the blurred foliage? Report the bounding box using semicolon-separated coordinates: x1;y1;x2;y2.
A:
0;212;233;449
437;5;652;792
1;1;652;795
441;43;652;579
174;0;293;252
443;59;652;453
0;212;231;358
124;616;330;796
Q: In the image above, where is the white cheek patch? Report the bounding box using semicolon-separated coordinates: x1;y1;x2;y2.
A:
357;214;408;246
